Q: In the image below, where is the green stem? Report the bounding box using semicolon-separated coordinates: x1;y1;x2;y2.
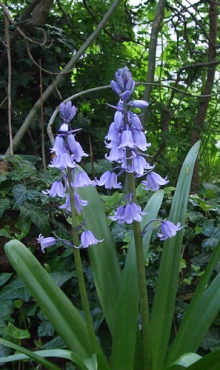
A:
67;168;101;355
127;170;152;370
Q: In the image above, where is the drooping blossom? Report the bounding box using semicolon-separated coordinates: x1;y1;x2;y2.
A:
60;101;76;124
96;171;122;189
109;202;148;224
49;151;76;170
72;170;96;188
157;221;183;241
99;67;150;182
142;171;169;191
37;234;74;253
59;193;89;214
109;194;148;225
39;101;102;251
80;230;104;248
37;234;56;253
43;180;65;197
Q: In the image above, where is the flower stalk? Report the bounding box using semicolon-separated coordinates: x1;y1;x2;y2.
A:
67;168;101;356
127;167;152;370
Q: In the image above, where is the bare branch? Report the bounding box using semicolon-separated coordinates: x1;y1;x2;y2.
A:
47;82;219;146
140;0;167;129
4;12;13;155
5;0;122;155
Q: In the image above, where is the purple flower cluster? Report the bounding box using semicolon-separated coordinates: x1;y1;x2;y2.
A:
38;67;182;250
96;67;181;239
98;68;167;189
37;101;102;253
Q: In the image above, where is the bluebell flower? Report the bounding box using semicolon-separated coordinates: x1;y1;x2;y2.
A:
59;123;69;132
80;230;103;248
50;151;76;170
105;122;120;142
43;180;65;197
59;195;72;212
60;101;76;124
157;221;182;241
114;111;123;128
67;135;88;162
130;113;144;130
131;153;153;176
111;80;122;96
119;128;135;148
142;171;169;191
105;146;126;162
96;171;122;189
109;201;147;224
132;130;151;151
72;170;95;188
37;234;75;252
121;90;131;102
37;234;56;253
67;134;77;152
59;193;88;214
128;100;149;109
51;136;65;155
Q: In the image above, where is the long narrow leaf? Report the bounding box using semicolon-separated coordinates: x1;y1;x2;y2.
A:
0;346;112;370
78;185;121;334
110;190;164;370
0;339;60;370
166;353;201;370
167;240;220;365
167;261;220;359
186;349;220;370
150;142;200;370
4;240;95;359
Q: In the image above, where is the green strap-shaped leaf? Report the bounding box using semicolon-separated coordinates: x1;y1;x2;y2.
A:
110;190;164;370
186;348;220;370
78;185;122;334
166;240;220;365
0;345;111;370
4;240;95;359
150;141;200;370
166;353;201;370
0;339;60;370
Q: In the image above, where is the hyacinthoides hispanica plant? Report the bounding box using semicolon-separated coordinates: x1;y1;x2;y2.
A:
2;68;220;370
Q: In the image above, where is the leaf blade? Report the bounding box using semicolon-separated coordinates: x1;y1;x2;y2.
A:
150;141;201;370
4;240;94;359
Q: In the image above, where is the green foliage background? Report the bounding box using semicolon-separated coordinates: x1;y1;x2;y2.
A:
0;0;219;183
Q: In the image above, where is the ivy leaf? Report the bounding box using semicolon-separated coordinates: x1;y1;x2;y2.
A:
0;301;14;319
0;226;11;239
0;198;11;217
188;211;204;224
18;203;51;235
200;327;220;352
202;220;215;237
0;273;13;287
12;184;28;205
0;275;31;302
40;336;66;350
38;321;55;337
49;272;76;287
12;184;41;206
0;174;7;184
7;322;30;339
202;227;220;249
15;217;31;239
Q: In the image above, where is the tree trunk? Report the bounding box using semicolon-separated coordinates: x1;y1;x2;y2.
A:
190;0;218;191
141;0;167;129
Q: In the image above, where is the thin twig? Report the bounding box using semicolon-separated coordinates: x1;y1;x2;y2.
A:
5;11;13;155
47;81;220;145
39;60;46;172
